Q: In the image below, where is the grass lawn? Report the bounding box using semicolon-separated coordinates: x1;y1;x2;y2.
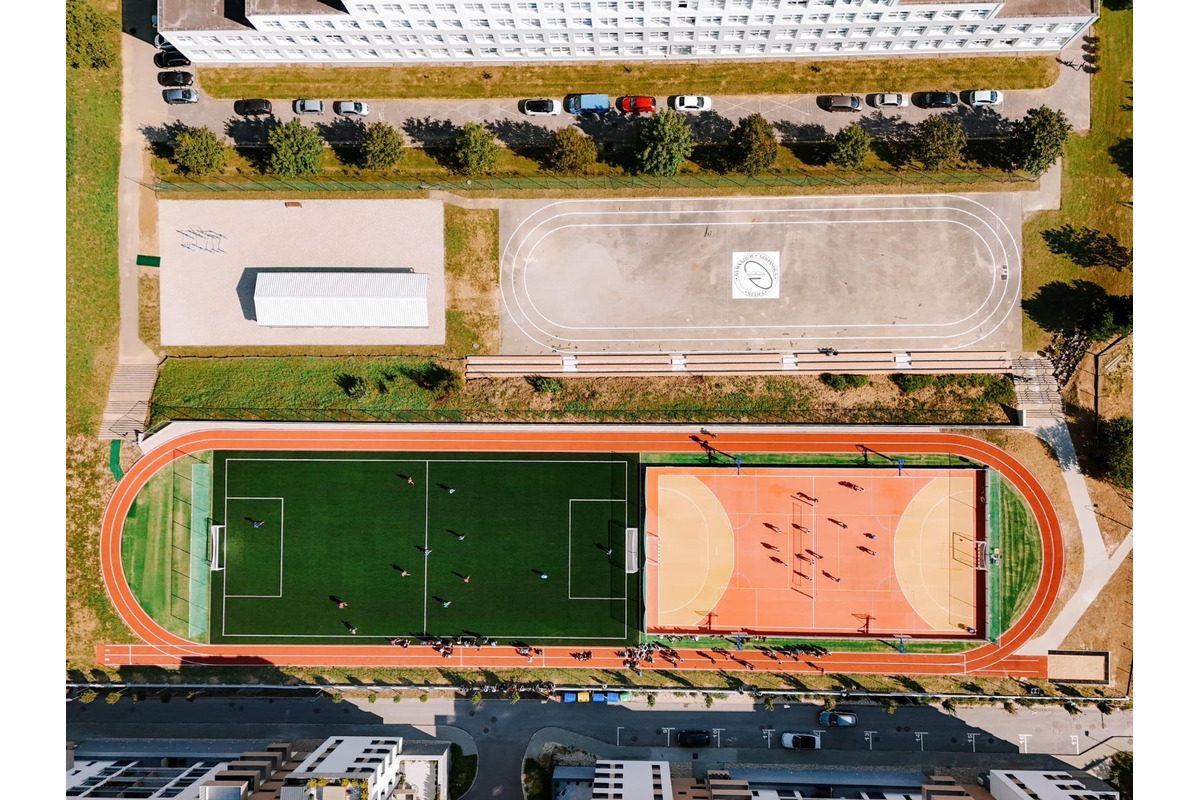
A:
66;20;121;435
1021;7;1132;352
994;475;1042;635
197;55;1057;100
449;743;477;800
199;451;641;644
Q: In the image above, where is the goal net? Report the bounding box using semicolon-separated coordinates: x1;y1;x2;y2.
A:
210;525;225;571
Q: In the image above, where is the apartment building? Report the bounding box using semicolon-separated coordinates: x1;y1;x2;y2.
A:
158;0;1097;65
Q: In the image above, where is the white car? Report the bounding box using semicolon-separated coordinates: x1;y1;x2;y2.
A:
293;99;325;114
781;733;821;750
869;92;908;108
334;100;370;117
670;95;713;112
519;98;562;116
965;90;1004;107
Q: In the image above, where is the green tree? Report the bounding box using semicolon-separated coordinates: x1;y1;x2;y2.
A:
268;119;326;177
67;0;117;69
728;113;778;175
1080;291;1133;342
547;127;597;173
171;126;228;176
1109;751;1132;800
1012;105;1073;176
361;121;406;171
452;123;501;176
910;114;967;170
829;123;872;169
635;110;694;177
78;689;98;704
1042;224;1131;271
1097;416;1133;489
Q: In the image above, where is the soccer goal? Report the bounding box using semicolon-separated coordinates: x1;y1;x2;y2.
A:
210;525;225;571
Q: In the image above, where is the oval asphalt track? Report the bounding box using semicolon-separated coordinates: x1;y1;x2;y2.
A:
99;427;1061;678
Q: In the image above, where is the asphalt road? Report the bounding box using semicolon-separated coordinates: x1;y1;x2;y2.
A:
67;695;1130;799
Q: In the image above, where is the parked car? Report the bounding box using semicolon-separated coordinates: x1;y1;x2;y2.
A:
617;95;656;114
676;730;712;748
519;98;562;116
293;99;325;114
234;99;273;115
868;92;908;108
670;95;712;112
334;100;370;116
163;88;199;105
564;93;611;115
781;733;821;750
912;91;957;109
819;711;858;727
964;89;1004;107
157;71;194;87
823;94;862;112
154;50;191;68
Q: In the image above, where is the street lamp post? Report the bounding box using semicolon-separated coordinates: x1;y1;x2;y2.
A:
616;727;623;747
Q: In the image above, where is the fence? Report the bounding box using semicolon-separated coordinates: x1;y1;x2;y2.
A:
152;167;1034;195
146;402;1018;432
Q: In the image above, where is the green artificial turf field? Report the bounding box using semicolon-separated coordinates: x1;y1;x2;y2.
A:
208;451;641;645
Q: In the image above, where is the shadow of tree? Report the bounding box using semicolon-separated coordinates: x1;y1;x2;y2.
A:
224;115;280;145
963;138;1013;170
576;113;639;145
1109;137;1132;178
942;104;1013;138
690;143;728;173
316;117;367;166
402;116;457;148
686;110;735;146
140;119;196;160
486;118;554;149
1023;280;1117;335
772;120;828;143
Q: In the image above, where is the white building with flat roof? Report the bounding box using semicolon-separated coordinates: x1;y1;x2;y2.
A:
988;770;1118;800
158;0;1096;64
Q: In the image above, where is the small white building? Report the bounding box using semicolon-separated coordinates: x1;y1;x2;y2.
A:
988;770;1118;800
157;0;1097;65
253;272;431;328
279;737;450;800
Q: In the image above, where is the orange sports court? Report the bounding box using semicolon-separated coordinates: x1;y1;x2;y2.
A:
646;465;986;640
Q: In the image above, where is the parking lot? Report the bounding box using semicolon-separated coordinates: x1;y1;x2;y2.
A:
499;192;1024;354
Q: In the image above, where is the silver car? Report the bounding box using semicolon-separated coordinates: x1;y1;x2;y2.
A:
293;99;325;114
819;710;858;727
163;88;199;105
869;92;908;108
964;90;1004;107
334;100;370;117
781;733;821;750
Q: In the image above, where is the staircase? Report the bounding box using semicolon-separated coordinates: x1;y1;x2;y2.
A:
1011;355;1064;423
98;364;159;440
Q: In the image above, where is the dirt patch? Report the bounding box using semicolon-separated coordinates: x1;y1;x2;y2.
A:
1056;551;1132;693
139;267;162;357
444;206;500;355
961;428;1083;639
139;150;159;253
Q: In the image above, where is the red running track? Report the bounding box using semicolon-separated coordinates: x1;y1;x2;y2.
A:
98;427;1062;677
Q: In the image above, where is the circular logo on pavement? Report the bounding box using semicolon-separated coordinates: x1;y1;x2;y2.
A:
732;252;781;299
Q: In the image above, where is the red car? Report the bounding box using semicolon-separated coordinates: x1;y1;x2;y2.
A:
617;95;656;114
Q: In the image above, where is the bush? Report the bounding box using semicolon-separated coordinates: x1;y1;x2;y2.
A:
1011;105;1073;176
635;110;694;177
645;693;656;706
891;373;937;393
105;692;121;705
527;375;566;394
452;123;501;176
78;689;98;704
547;127;597;173
403;361;460;397
367;693;377;703
829;123;871;169
332;693;344;703
820;373;869;391
1097;416;1133;489
449;743;478;799
268;119;326;177
728;113;779;175
763;696;775;711
910;114;967;170
66;0;117;70
419;693;429;702
361;121;405;171
1109;751;1132;800
704;693;714;707
171;126;228;177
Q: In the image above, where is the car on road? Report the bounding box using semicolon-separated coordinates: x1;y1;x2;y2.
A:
334;100;370;117
670;95;712;112
154;50;191;68
964;89;1004;107
781;733;821;750
163;88;199;105
234;99;273;116
519;98;562;116
293;99;326;114
868;92;908;108
912;91;958;109
676;730;711;748
822;94;862;112
157;71;194;87
819;710;858;727
617;95;656;114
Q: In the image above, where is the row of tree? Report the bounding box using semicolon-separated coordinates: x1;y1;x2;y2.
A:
167;105;1074;180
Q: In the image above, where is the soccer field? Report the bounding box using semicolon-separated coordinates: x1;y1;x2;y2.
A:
209;451;641;645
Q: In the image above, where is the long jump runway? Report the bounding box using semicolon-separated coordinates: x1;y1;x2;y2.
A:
499;193;1023;354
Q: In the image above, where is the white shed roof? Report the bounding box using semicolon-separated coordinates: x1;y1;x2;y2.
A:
253;272;429;328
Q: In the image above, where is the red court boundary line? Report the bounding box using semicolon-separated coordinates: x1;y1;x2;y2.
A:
98;428;1062;677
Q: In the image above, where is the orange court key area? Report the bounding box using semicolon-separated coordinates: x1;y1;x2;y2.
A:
645;466;985;640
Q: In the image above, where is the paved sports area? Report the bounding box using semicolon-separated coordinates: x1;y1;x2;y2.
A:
499;193;1023;354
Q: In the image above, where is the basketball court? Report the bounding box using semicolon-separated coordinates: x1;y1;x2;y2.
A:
499;193;1023;354
644;465;987;638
